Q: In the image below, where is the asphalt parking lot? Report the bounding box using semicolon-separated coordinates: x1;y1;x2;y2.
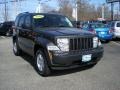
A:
0;37;120;90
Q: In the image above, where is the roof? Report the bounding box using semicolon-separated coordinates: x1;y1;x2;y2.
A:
18;12;65;17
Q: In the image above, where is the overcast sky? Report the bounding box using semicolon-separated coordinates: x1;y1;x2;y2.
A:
0;0;119;22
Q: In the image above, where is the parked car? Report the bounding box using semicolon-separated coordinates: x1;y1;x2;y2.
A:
82;23;114;42
0;21;14;36
13;12;103;76
82;23;96;34
110;21;120;38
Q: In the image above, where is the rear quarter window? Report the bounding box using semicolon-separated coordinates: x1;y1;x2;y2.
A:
18;16;25;27
15;17;20;26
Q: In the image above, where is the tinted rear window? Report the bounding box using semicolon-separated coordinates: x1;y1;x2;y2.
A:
91;23;108;28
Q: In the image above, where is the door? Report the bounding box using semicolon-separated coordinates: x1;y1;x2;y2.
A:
22;15;35;56
17;15;26;51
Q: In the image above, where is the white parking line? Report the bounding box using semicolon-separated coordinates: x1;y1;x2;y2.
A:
0;36;7;39
112;41;120;46
1;36;6;38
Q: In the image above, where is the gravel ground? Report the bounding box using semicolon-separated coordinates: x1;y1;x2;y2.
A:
0;38;120;90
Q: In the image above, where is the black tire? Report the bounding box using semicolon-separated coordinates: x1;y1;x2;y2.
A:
101;40;110;43
35;49;51;76
13;41;22;56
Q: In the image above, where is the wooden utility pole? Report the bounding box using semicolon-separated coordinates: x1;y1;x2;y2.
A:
10;0;26;17
119;0;120;13
4;0;7;21
111;3;114;20
10;0;18;16
36;0;51;13
102;4;105;19
0;0;8;21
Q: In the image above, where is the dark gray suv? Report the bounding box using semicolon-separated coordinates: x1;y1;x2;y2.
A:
13;12;104;76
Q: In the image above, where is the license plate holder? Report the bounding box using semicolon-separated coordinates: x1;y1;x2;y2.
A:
100;32;106;34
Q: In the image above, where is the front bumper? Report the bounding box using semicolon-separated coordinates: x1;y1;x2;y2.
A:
49;47;103;70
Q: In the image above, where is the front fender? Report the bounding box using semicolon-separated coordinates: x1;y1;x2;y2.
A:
34;37;56;66
35;37;53;49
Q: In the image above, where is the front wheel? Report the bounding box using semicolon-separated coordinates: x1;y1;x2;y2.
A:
35;50;51;76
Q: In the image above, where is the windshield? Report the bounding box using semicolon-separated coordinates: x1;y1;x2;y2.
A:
33;14;73;28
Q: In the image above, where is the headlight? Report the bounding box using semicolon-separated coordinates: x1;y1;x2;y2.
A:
93;37;98;48
98;40;102;46
57;38;69;52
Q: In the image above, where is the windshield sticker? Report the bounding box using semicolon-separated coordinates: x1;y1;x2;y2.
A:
33;15;44;19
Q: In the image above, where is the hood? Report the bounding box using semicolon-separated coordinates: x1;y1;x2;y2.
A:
95;28;110;32
36;27;94;37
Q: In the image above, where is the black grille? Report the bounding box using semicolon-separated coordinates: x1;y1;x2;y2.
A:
69;37;93;51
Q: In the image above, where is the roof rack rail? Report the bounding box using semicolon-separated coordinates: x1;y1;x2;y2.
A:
23;12;29;13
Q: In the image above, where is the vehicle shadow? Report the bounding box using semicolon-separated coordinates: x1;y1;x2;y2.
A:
20;52;34;67
112;38;120;42
50;65;94;77
20;52;95;77
101;41;110;44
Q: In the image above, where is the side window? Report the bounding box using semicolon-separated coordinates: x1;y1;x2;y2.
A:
25;15;31;29
117;22;120;27
18;16;25;27
15;17;19;26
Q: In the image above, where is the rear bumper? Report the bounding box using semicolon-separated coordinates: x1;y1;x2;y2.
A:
98;34;113;40
114;33;120;38
50;47;103;70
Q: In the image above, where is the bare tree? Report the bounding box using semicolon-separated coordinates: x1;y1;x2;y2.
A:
42;4;55;13
0;0;10;21
56;0;111;21
58;0;73;18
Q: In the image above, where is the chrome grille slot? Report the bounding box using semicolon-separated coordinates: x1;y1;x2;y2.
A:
70;37;93;51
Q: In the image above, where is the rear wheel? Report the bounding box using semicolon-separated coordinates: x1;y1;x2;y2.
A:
13;41;22;56
6;30;10;36
35;49;51;76
101;40;110;43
